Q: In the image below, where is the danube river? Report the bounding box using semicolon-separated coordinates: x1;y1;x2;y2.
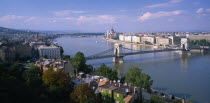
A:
56;36;210;103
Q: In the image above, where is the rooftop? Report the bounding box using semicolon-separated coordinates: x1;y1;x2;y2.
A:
123;95;133;102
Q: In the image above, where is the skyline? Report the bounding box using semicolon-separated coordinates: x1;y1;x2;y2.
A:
1;0;210;32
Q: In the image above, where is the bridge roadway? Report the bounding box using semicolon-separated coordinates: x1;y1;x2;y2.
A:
85;49;183;60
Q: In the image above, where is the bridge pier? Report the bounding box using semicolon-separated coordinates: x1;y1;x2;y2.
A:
112;56;124;63
179;50;191;56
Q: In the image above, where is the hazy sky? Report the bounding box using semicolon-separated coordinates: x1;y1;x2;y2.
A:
0;0;210;32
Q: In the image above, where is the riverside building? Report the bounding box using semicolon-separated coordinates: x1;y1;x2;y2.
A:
38;45;60;59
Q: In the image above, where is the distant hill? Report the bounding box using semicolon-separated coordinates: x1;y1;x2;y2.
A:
0;27;40;35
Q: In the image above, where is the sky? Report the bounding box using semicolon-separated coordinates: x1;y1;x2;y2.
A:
0;0;210;32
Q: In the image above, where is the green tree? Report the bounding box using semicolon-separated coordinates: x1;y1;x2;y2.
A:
23;66;42;85
71;51;87;74
150;95;165;103
42;68;72;102
70;84;97;103
83;98;96;103
57;45;64;55
125;66;153;90
94;63;118;80
42;68;71;91
62;55;71;60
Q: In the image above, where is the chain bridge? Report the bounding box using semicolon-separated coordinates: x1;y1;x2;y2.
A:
85;38;209;63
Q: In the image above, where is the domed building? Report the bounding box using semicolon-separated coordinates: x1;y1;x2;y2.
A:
105;28;119;39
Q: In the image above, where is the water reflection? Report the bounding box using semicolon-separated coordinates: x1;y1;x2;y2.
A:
180;55;189;71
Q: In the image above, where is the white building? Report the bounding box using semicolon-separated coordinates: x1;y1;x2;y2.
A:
141;37;155;44
124;35;132;42
119;35;125;41
38;45;60;59
156;37;172;45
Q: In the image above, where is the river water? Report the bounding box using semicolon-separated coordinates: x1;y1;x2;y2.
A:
56;36;210;103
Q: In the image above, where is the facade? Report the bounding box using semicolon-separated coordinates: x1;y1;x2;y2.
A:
35;59;74;74
15;44;32;59
156;37;171;45
105;28;119;39
141;37;155;44
135;36;141;43
38;45;60;59
187;34;210;42
119;35;125;41
168;36;181;45
124;36;132;42
0;46;16;63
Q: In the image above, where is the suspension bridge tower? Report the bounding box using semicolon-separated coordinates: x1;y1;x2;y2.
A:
113;43;124;63
180;38;191;55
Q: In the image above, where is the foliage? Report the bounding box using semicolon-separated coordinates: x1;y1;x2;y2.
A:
56;45;64;55
27;63;36;67
71;52;93;74
42;68;71;91
125;66;153;90
150;95;165;103
83;98;97;103
0;62;73;103
23;66;42;85
71;52;86;69
190;39;210;46
62;55;71;60
94;63;118;80
101;95;114;103
145;41;151;45
0;63;43;103
70;83;97;103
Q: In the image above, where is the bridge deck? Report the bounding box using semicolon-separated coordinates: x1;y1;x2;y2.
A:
86;49;183;60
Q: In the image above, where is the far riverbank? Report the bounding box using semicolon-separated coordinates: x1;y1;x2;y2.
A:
101;37;158;48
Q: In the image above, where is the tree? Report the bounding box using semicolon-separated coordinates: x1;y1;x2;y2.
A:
94;63;118;80
70;84;97;103
125;66;153;90
62;55;71;60
71;52;86;71
0;63;43;103
83;98;96;103
56;45;64;55
23;66;42;85
42;68;71;91
42;68;72;101
150;95;165;103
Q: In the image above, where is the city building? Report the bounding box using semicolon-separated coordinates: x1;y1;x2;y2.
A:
15;44;32;59
141;37;155;44
187;34;210;42
98;80;141;103
124;35;132;42
131;36;141;43
0;46;16;63
119;35;125;41
38;45;60;59
35;59;74;75
105;28;119;39
29;42;45;47
156;37;172;45
168;36;181;45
